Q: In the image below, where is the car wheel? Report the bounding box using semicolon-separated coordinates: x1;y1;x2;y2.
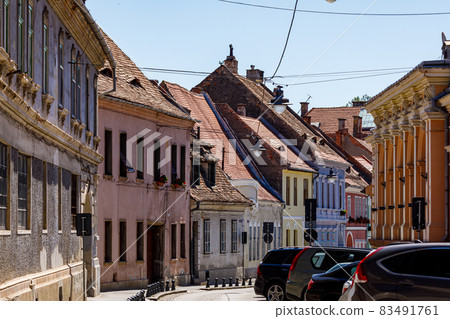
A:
266;283;285;301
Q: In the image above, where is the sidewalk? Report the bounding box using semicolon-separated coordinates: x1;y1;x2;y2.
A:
88;283;255;301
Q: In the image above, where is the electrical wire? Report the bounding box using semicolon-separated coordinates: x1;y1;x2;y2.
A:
218;0;450;17
270;0;299;79
140;66;413;79
272;70;408;86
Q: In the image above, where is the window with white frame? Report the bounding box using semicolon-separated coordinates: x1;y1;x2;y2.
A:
204;219;210;254
220;219;226;253
17;153;29;230
231;220;237;253
0;143;7;230
347;195;352;217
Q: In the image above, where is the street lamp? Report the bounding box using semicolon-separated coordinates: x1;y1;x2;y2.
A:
271;86;292;114
251;139;266;157
327;168;337;184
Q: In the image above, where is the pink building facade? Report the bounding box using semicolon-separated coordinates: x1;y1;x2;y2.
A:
96;34;195;290
345;190;370;248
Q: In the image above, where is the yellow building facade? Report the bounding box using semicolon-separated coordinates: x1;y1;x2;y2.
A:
282;170;313;247
366;61;450;246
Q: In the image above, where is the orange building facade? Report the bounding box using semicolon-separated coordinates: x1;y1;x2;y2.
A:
366;61;450;247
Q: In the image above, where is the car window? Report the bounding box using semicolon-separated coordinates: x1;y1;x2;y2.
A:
381;251;414;274
263;249;300;264
311;251;326;268
326;262;351;273
410;249;450;278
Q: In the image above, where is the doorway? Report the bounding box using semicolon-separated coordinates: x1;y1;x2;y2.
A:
147;225;164;283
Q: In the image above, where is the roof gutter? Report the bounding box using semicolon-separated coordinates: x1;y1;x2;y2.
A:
73;0;116;95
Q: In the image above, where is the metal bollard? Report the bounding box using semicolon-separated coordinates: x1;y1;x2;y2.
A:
146;284;151;297
235;277;239;287
206;278;210;288
222;278;226;287
165;280;170;291
229;277;233;287
214;278;218;287
160;281;165;293
171;279;176;291
248;277;252;286
141;290;146;301
242;277;246;286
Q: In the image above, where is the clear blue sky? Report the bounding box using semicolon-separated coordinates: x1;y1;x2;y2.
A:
86;0;450;111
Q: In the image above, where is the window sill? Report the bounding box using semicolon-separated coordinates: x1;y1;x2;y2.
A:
119;176;127;183
42;229;48;234
58;230;63;234
118;261;127;265
71;229;77;234
136;260;145;264
104;261;113;265
103;175;113;181
17;230;31;235
0;230;11;236
136;178;145;183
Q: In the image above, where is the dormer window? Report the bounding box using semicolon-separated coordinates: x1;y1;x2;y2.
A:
100;68;113;78
207;162;216;187
129;78;143;88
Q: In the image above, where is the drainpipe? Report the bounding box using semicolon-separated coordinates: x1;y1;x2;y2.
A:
73;0;117;95
430;95;449;241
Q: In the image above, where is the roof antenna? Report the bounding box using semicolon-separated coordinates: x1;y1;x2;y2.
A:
306;94;312;103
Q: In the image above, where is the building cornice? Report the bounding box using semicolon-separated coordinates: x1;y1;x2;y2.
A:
47;0;106;69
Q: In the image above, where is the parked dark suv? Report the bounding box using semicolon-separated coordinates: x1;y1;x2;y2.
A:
254;247;304;301
351;243;450;301
285;246;371;300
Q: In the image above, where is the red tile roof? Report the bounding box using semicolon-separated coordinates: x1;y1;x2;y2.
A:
234;74;348;167
162;82;280;202
98;31;193;122
306;106;362;134
239;116;313;172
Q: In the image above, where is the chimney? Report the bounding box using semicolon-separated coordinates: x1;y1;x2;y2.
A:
236;104;247;117
246;65;264;83
224;44;238;75
338;118;347;131
303;115;311;125
191;87;203;94
300;102;309;117
352;100;366;107
353;115;363;138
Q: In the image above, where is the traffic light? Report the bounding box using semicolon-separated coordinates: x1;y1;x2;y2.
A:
305;198;317;222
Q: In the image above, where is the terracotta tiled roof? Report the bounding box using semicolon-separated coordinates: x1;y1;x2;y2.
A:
98;31;193;121
306;106;362;134
162;82;280;202
190;161;253;205
235;74;348;167
354;156;372;171
239;116;313;172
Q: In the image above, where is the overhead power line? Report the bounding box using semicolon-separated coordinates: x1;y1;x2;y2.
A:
218;0;450;16
271;70;409;86
270;0;299;79
140;66;413;80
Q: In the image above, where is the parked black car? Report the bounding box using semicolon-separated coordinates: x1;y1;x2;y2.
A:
351;243;450;301
254;247;304;301
285;246;371;300
305;261;360;301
